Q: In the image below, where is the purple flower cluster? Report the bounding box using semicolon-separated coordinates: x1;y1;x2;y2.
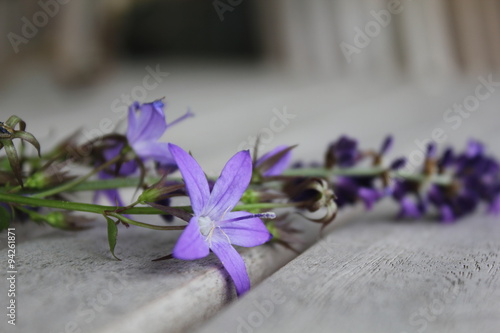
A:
426;140;500;222
328;135;398;210
327;136;500;223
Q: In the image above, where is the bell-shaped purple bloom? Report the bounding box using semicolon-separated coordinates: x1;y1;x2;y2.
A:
127;100;193;167
168;144;272;296
255;145;292;177
94;101;192;205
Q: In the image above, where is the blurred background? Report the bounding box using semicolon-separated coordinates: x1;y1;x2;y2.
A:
1;0;500;168
2;0;500;83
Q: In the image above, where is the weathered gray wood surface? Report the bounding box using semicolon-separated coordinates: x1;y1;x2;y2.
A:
197;202;500;333
1;62;500;332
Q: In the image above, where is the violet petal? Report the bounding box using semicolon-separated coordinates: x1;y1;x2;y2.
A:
132;141;174;165
127;101;167;143
210;240;250;296
172;216;210;260
205;150;252;219
256;145;292;176
168;144;210;215
217;211;272;247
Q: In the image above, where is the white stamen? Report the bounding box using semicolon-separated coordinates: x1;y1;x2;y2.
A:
198;216;214;236
257;212;276;219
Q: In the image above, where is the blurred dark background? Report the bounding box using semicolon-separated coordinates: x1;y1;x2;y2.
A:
1;0;500;90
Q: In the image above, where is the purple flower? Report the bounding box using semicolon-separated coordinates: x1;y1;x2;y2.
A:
465;139;484;158
94;101;192;205
255;145;293;177
455;140;498;177
127;100;193;168
391;179;427;219
169;144;272;296
379;135;393;156
427;184;478;222
488;194;500;214
326;136;360;168
450;140;500;216
426;142;437;160
398;197;427;219
437;148;454;172
390;157;406;170
334;176;382;210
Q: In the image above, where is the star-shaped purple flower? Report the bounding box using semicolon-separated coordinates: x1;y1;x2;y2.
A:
169;144;273;296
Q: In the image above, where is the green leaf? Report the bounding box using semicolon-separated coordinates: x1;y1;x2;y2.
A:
3;140;22;186
106;217;121;261
0;205;11;230
13;131;41;157
5;115;25;131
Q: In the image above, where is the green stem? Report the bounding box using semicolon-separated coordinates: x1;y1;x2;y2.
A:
15;205;46;222
107;212;186;231
0;192;295;216
0;192;131;214
283;167;385;178
283;167;453;186
68;177;162;192
19;167;387;194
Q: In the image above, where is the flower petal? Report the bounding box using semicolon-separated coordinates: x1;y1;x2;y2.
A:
216;211;272;247
173;216;209;260
210;240;250;296
102;143;138;176
397;197;426;219
256;145;292;177
127;101;167;143
205;150;252;219
168;144;210;215
357;188;380;210
132;141;174;165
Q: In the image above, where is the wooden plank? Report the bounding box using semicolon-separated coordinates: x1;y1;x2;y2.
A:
197;203;500;333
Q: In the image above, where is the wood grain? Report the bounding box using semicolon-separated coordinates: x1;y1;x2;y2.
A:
198;202;500;333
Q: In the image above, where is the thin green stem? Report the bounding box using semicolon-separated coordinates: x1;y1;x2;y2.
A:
15;205;46;222
0;192;129;214
283;167;385;178
283;167;453;186
107;212;186;231
67;177;162;192
0;192;295;216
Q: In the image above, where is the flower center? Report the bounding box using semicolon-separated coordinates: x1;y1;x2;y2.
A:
198;216;214;237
